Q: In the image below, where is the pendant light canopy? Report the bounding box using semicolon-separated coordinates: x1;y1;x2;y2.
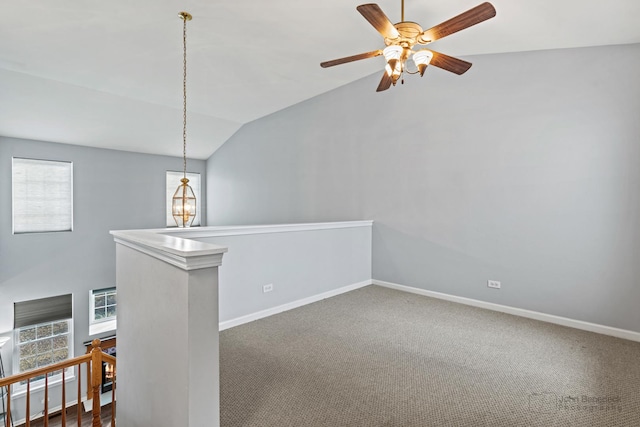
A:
172;11;196;227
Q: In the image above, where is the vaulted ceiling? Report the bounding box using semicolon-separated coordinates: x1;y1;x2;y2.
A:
1;0;639;159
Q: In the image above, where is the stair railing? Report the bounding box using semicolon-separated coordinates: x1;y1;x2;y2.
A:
0;338;115;427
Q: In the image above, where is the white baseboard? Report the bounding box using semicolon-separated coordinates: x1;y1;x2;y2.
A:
218;278;640;342
373;279;640;343
219;280;371;331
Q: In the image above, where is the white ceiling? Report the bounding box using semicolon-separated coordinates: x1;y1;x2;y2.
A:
1;0;639;159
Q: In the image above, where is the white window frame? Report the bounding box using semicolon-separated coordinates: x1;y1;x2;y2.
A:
13;319;75;392
89;288;117;324
12;157;73;234
166;171;201;227
89;288;117;336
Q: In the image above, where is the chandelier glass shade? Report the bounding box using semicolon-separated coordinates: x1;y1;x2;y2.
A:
172;177;196;227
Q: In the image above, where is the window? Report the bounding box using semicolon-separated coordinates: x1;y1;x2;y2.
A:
89;288;117;335
12;158;73;234
166;171;201;227
15;320;72;379
90;288;116;324
13;295;74;385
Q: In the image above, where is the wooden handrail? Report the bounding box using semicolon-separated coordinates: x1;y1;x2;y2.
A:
0;338;116;427
0;354;91;388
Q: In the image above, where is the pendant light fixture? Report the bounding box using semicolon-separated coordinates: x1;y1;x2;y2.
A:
172;11;196;227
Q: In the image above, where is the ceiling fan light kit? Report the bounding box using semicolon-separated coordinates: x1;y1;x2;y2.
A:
321;1;496;92
413;49;433;76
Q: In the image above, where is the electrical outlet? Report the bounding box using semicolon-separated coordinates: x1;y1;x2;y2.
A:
262;284;274;293
487;280;501;289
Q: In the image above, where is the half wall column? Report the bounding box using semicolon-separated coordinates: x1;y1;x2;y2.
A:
111;230;227;427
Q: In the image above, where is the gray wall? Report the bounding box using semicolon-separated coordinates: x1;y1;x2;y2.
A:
206;44;640;333
194;224;371;323
0;137;206;416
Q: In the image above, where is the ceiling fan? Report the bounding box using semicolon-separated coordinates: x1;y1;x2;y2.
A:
320;1;496;92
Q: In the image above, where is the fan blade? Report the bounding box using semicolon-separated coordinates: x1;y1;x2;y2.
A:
357;4;400;40
376;71;393;92
429;50;472;75
420;2;496;43
321;50;383;68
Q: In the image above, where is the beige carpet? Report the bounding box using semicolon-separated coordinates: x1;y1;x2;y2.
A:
220;285;640;426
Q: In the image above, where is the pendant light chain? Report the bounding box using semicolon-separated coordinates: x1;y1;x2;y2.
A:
173;12;195;228
182;15;188;180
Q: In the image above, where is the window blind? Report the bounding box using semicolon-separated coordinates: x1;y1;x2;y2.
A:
14;294;73;329
166;171;201;226
12;157;73;233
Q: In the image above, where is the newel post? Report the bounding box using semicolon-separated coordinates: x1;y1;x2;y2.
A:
90;339;103;427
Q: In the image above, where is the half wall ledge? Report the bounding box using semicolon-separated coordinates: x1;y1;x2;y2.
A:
110;221;374;271
110;228;228;271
